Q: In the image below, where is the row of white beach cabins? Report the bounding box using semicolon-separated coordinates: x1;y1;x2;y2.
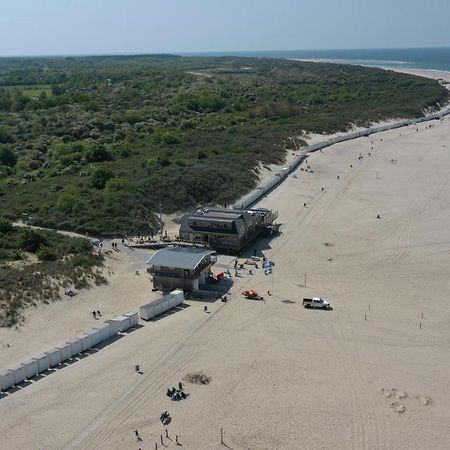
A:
0;290;184;393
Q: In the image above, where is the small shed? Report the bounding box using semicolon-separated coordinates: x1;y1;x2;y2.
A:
55;342;73;362
123;311;139;328
140;290;184;320
22;359;39;379
10;364;27;385
0;369;15;391
33;353;50;373
110;315;131;333
44;348;62;367
64;339;82;358
77;333;93;352
92;322;116;342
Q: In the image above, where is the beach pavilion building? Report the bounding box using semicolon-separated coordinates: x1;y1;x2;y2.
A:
146;247;217;293
179;207;278;253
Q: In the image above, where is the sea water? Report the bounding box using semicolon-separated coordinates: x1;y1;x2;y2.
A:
182;47;450;72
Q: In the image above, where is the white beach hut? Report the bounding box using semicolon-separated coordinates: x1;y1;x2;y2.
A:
76;333;93;352
111;315;131;333
64;339;82;358
44;348;62;367
55;342;73;362
92;322;115;342
0;369;15;391
33;353;50;373
10;364;27;385
22;359;39;379
140;290;184;320
60;338;81;361
84;328;102;347
123;311;139;328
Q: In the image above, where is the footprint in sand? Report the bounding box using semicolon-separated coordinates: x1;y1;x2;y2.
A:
417;395;432;406
391;401;406;413
381;388;394;398
396;390;407;400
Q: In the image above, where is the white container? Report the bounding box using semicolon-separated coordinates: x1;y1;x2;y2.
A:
33;353;50;373
10;364;27;385
123;311;139;328
84;328;102;347
44;348;62;367
93;323;116;342
55;342;73;362
140;290;184;320
77;333;93;352
111;315;131;332
0;369;15;391
65;339;82;357
105;319;121;335
22;359;39;379
140;303;155;320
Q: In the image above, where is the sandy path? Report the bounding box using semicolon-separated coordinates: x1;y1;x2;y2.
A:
1;69;450;449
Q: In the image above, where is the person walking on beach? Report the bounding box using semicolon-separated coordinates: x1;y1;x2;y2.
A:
92;310;97;319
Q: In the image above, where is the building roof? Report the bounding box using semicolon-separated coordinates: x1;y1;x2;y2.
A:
191;208;244;220
146;247;216;270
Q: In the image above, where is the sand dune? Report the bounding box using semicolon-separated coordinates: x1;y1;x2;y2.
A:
1;69;450;449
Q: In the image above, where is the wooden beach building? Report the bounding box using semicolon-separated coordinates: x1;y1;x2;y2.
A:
179;207;278;253
146;247;217;292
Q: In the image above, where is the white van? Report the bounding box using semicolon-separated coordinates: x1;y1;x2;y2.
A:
303;297;332;310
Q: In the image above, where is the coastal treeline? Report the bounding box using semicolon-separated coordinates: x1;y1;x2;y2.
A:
0;55;447;235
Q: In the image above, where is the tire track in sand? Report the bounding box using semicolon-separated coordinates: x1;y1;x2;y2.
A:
66;299;235;449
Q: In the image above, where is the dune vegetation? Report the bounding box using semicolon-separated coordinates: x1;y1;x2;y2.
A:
0;55;447;236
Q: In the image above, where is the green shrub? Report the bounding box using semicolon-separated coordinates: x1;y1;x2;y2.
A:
0;217;13;233
90;167;114;189
56;192;78;214
0;145;17;167
19;228;47;252
85;145;113;162
36;246;57;261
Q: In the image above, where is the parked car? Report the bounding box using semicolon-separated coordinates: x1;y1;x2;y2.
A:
303;297;332;310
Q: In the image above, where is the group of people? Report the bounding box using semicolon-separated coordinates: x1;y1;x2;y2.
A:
91;310;102;319
166;382;189;401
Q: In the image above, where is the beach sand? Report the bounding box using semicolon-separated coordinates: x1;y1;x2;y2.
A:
1;69;450;449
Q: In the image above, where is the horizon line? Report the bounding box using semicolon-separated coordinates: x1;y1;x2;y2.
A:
0;46;449;59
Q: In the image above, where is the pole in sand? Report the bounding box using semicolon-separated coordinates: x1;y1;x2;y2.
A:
221;428;224;445
304;273;307;288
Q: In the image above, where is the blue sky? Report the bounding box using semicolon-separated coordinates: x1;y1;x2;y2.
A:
1;0;449;56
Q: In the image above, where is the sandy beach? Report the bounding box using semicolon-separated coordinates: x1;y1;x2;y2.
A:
1;68;450;450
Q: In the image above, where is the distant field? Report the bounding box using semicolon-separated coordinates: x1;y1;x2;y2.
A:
2;84;53;97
